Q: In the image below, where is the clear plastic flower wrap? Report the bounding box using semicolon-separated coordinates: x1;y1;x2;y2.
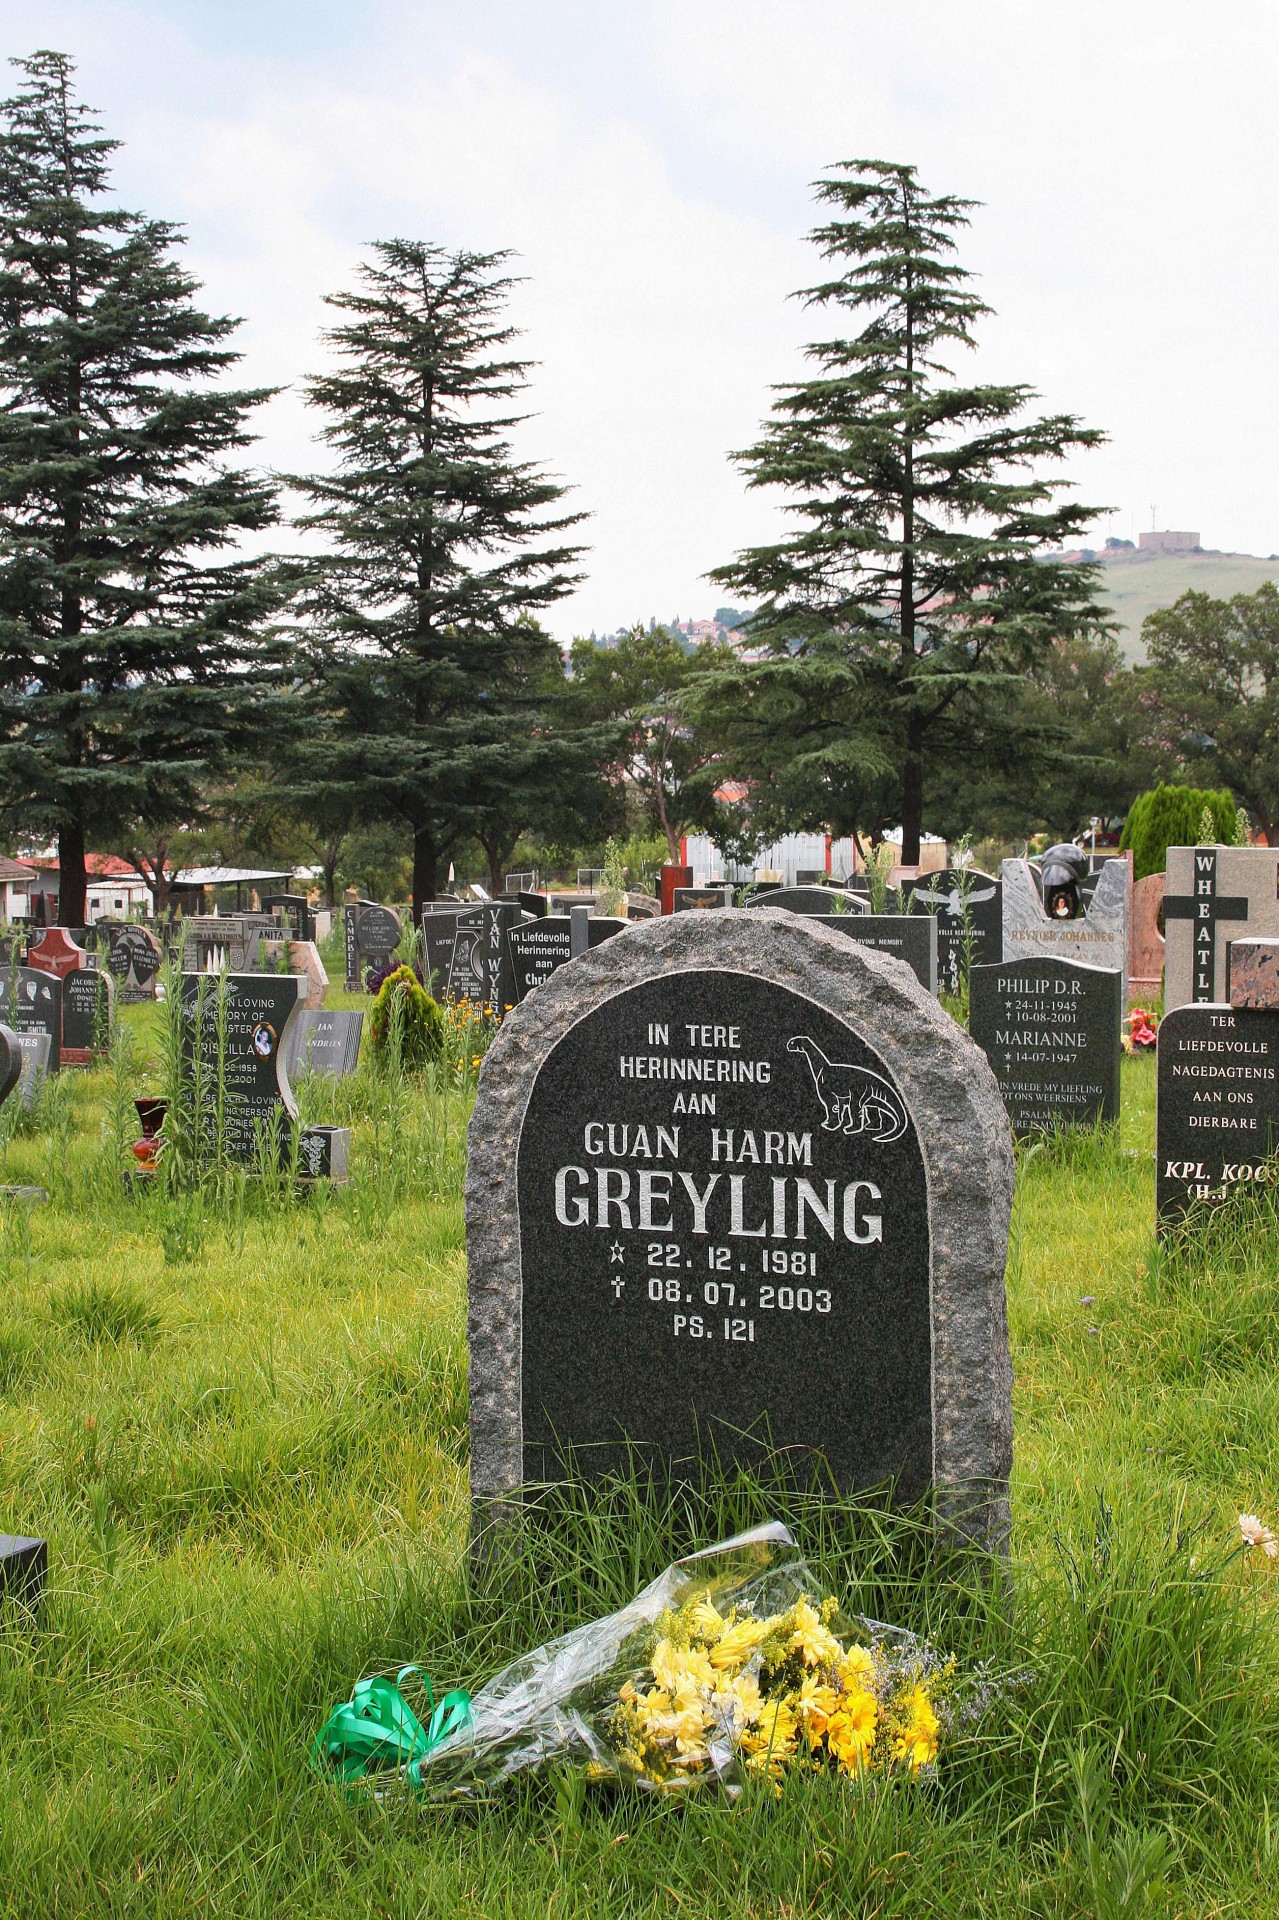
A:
313;1520;968;1800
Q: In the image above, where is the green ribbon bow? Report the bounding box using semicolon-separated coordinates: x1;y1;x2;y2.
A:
312;1665;472;1788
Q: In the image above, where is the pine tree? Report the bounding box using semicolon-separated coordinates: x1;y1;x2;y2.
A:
709;160;1109;864
0;52;296;924
293;242;587;919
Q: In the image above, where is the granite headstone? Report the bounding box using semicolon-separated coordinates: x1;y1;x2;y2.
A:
344;901;402;991
0;968;61;1072
284;1008;364;1078
1001;856;1130;1005
745;886;867;916
467;909;1015;1550
672;887;734;911
807;913;938;994
1129;872;1166;1004
969;958;1122;1133
1156;1001;1279;1225
1163;845;1279;1011
103;923;163;1001
60;967;113;1065
904;869;1002;994
510;919;573;1000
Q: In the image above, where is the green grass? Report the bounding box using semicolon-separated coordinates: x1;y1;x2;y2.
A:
0;1019;1277;1914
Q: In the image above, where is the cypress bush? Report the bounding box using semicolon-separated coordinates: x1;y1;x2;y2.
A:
369;965;445;1072
1119;782;1239;881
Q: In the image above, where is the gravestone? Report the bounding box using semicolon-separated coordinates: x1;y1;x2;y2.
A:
180;973;349;1178
0;968;61;1072
1163;845;1279;1010
284;1008;364;1079
467;908;1015;1550
181;914;273;974
745;886;867;916
60;967;113;1066
672;886;734;911
1001;857;1130;1005
28;927;89;980
808;913;938;994
262;893;314;941
448;903;519;1012
420;905;468;997
510;918;573;1000
0;1027;21;1107
969;959;1122;1134
343;901;402;991
103;923;163;1001
15;1030;50;1108
1129;872;1166;1004
1156;1001;1279;1226
904;869;1002;995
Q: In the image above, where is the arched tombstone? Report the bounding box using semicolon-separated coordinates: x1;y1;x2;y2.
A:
466;908;1015;1553
0;1024;47;1205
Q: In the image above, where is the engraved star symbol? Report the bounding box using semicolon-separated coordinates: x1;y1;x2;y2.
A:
609;1241;625;1264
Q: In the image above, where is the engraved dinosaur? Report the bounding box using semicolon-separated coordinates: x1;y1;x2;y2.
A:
786;1036;908;1144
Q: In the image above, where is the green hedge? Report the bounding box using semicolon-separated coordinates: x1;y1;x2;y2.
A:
1119;782;1240;882
369;965;445;1071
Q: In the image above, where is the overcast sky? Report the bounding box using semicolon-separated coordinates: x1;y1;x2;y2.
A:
5;0;1278;637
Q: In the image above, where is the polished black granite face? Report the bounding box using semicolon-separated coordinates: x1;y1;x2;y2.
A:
807;914;937;994
745;887;866;915
969;958;1121;1134
181;973;303;1163
0;968;62;1071
510;920;572;1000
60;968;110;1056
672;888;731;911
449;904;519;1012
516;970;932;1493
904;869;1002;994
1156;1002;1279;1226
103;924;162;1000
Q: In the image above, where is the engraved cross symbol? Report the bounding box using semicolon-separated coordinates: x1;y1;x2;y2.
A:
1163;850;1250;1003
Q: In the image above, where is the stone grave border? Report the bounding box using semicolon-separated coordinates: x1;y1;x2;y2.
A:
466;907;1014;1549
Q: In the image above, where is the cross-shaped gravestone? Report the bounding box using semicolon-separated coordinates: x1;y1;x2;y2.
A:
1162;845;1279;1010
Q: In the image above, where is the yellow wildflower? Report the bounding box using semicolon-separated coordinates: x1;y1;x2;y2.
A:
708;1615;772;1673
795;1675;838;1747
790;1599;843;1668
892;1684;940;1772
826;1688;878;1774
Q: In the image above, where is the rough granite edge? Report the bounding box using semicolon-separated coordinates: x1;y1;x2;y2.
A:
465;910;1015;1550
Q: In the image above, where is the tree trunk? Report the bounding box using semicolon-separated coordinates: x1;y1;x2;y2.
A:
487;846;505;897
900;718;924;868
412;827;438;923
59;816;87;925
322;838;341;911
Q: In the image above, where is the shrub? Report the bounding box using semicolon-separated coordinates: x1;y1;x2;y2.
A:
369;964;444;1071
1119;782;1239;881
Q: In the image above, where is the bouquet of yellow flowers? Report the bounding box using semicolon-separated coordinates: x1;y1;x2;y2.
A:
313;1521;962;1800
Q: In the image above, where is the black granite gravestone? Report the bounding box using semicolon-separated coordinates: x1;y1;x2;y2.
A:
904;869;1002;994
467;910;1015;1550
0;1026;21;1107
448;903;519;1012
15;1030;50;1107
672;887;733;911
60;967;113;1064
1156;1002;1279;1225
344;901;402;990
180;973;350;1177
103;922;163;1001
420;906;467;998
285;1009;365;1078
263;893;314;941
0;968;61;1071
745;886;867;915
808;914;938;994
969;958;1122;1134
510;919;573;1000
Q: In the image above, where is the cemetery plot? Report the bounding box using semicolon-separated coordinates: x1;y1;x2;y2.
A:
1001;855;1130;1003
180;973;349;1178
467;908;1014;1549
283;1009;364;1078
59;967;113;1066
1156;1001;1279;1225
344;901;402;990
904;868;1002;993
102;923;163;1001
807;912;937;993
969;958;1122;1134
0;967;61;1072
1163;845;1279;1010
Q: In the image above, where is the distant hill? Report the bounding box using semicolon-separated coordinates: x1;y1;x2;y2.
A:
1068;548;1279;660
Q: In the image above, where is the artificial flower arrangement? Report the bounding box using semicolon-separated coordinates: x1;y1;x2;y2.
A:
313;1522;965;1801
1123;1006;1159;1054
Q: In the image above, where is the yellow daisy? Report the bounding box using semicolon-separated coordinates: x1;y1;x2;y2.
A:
708;1615;773;1673
795;1675;838;1746
790;1599;843;1668
892;1684;939;1772
826;1688;878;1774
